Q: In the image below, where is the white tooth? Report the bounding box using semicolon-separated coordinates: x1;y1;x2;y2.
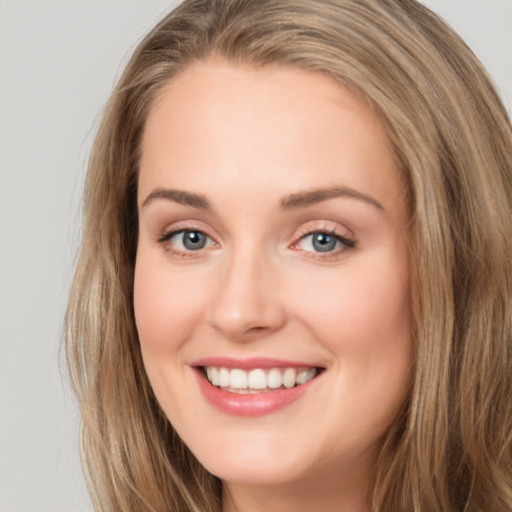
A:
283;368;296;388
248;368;267;389
210;367;220;386
306;367;317;381
296;369;308;385
296;368;316;385
267;368;283;388
219;367;230;387
206;367;212;381
230;369;248;389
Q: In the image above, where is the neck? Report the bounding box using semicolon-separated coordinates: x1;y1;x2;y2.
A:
221;460;373;512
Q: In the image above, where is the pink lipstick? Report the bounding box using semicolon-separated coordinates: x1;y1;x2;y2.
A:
191;357;323;416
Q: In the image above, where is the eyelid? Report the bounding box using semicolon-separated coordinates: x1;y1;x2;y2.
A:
292;220;354;241
155;219;216;242
156;221;219;258
157;228;212;244
290;221;356;258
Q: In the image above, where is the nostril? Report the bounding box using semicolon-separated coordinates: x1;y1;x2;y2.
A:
244;325;273;337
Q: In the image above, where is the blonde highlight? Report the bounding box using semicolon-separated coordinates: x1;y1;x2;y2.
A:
66;1;512;510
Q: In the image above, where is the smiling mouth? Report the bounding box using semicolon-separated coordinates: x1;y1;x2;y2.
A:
201;366;323;394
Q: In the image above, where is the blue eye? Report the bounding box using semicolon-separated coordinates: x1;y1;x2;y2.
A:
161;230;214;252
311;233;338;252
181;231;207;250
298;231;354;253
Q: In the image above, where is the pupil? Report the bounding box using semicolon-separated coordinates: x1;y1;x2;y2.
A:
312;233;336;252
183;231;206;250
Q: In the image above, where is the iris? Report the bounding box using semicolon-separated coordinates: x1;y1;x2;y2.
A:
181;230;207;250
312;233;338;252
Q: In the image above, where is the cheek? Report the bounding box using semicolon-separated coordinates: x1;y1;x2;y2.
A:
133;255;205;357
133;254;211;420
288;248;413;427
292;254;411;354
300;255;412;432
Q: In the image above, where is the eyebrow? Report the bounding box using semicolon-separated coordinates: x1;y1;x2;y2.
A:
141;185;384;212
280;186;384;211
141;188;211;210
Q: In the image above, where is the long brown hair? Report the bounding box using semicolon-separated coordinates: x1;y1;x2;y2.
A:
66;1;512;510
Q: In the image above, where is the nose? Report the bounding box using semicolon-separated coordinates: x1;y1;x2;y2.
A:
206;249;286;341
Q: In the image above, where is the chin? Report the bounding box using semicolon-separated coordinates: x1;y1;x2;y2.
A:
204;457;306;486
191;435;313;485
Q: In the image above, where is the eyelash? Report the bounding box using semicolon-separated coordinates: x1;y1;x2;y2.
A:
290;228;355;259
157;226;356;260
157;228;217;259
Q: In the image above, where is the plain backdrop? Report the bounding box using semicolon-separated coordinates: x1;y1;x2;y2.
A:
0;1;511;511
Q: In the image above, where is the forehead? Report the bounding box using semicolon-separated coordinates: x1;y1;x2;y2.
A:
142;60;385;153
139;59;404;217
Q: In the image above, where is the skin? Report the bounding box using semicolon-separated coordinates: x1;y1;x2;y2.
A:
134;60;412;512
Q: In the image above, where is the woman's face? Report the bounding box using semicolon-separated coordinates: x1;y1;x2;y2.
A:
135;60;412;491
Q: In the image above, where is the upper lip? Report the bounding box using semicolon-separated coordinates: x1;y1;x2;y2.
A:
191;357;323;370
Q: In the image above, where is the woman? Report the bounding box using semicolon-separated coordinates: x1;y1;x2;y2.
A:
65;0;512;511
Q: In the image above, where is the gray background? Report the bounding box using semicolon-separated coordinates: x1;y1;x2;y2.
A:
1;1;511;511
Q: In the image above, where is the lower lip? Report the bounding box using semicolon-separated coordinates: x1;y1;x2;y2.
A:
194;369;318;417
